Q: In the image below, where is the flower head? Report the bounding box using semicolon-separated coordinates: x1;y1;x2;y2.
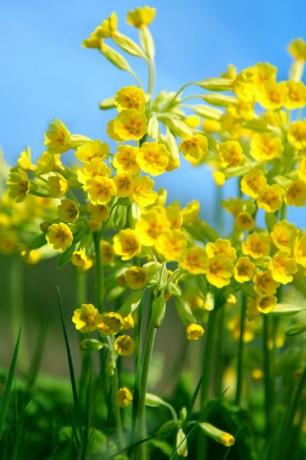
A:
186;323;205;341
46;223;73;252
250;133;283;162
137;142;170;176
126;6;156;28
111;109;147;141
115;86;146;111
180;134;208;165
116;387;133;407
114;335;135;356
72;303;99;332
180;247;208;274
113;229;141;260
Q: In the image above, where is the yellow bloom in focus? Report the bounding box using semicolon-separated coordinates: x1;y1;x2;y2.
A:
116;387;133;408
72;303;99;332
186;323;205;341
234;256;256;283
206;255;233;288
285;81;306;109
113;145;140;175
288;120;306;150
271;220;298;250
242;232;270;259
256;295;277;314
44;119;71;154
58;199;79;223
115;86;146;111
126;6;156;28
235;212;255;231
85;176;117;205
257;82;288;110
77;158;111;185
285;179;306;206
83;13;118;48
114;335;135;356
75;140;109;163
250;133;283;162
113;229;141;260
100;240;115;265
72;249;93;271
88;204;109;230
269;250;297;284
131;176;157;207
46;223;73;252
125;266;148;289
111;109;147;141
17;147;36;171
114;174;133;197
294;233;306;267
254;270;279;295
288;38;306;61
206;239;236;262
166;202;183;229
47;174;69;198
7;168;30;202
36;151;62;175
241;169;267;199
257;184;284;213
135;209;170;246
156;230;188;261
180;134;208;165
180;247;208;274
217;140;244;168
98;312;123;335
137;142;170;176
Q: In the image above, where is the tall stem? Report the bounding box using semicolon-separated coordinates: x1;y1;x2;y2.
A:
235;296;247;406
93;231;104;310
263;315;273;436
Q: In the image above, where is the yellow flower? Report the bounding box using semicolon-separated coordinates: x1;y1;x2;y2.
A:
257;82;288;110
115;86;146;111
97;312;123;335
72;303;99;332
285;179;306;207
131;176;157;207
288;120;306;150
256;295;277;314
254;270;279;295
217;140;244;168
213;171;226;186
206;255;234;288
58;199;79;223
83;13;118;48
182;200;200;224
298;156;306;181
269;250;297;284
294;233;306;267
186;323;205;341
36;151;62;174
7;168;30;202
250;133;283;162
126;6;156;28
185;115;200;128
288;38;306;61
206;239;237;262
75;140;109;163
125;266;148;289
85;176;117;205
271;220;297;250
241;169;267;198
116;387;133;408
77;158;111;185
111;109;147;141
135;209;170;246
242;232;270;259
88;204;109;230
156;230;188;261
257;184;284;213
21;249;41;265
44;119;71;154
100;240;115;265
285;81;306;109
17;147;36;171
46;223;73;251
113;229;141;260
122;314;135;330
114;174;133;197
72;249;93;271
179;134;208;165
234;256;256;283
235;212;255;231
180;247;208;274
113;145;140;175
47;174;69;198
137;142;170;176
166;202;183;229
114;335;135;356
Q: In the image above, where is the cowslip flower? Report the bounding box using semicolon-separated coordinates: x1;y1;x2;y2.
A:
131;176;157;207
270;220;298;250
135;209;170;245
85;176;117;205
285;179;306;206
206;239;237;262
180;247;208;274
256;295;277;314
156;229;188;261
113;145;140;175
72;303;99;332
235;212;255;231
137;142;170;176
57;199;79;223
114;335;135;356
77;158;111;185
125;266;148;289
242;232;270;259
186;323;205;341
285;81;306;109
17;147;36;172
257;82;288;110
294;233;306;267
116;387;133;408
72;249;93;271
114;174;133;197
254;270;280;295
241;169;267;198
126;6;156;28
206;255;234;288
44;119;71;154
288;38;306;61
234;256;256;283
288;120;306;150
88;204;109;230
46;223;73;251
217;140;244;168
269;250;297;284
47;174;69;198
110;109;148;141
97;312;123;335
250;133;283;162
100;240;115;265
75;140;109;162
7;168;30;202
113;229;141;260
115;86;146;111
257;184;284;212
179;134;208;165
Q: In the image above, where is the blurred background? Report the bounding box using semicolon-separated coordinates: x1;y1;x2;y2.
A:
0;0;305;380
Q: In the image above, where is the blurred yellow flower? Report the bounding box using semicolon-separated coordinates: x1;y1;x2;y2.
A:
186;323;205;341
46;223;73;252
114;335;135;356
180;246;208;274
180;134;208;165
116;387;133;407
113;229;141;260
72;303;99;332
250;133;283;162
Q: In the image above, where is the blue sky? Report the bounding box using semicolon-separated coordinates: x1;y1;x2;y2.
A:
0;0;305;225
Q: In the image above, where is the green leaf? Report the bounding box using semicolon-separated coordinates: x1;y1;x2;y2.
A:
57;242;76;269
118;290;143;316
269;303;306;316
285;321;306;337
29;232;47;249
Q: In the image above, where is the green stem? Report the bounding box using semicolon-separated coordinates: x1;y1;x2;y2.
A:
136;317;157;460
235;296;247;406
215;306;225;396
76;269;87;305
112;358;125;448
147;58;156;95
93;231;104;310
263;315;273;436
